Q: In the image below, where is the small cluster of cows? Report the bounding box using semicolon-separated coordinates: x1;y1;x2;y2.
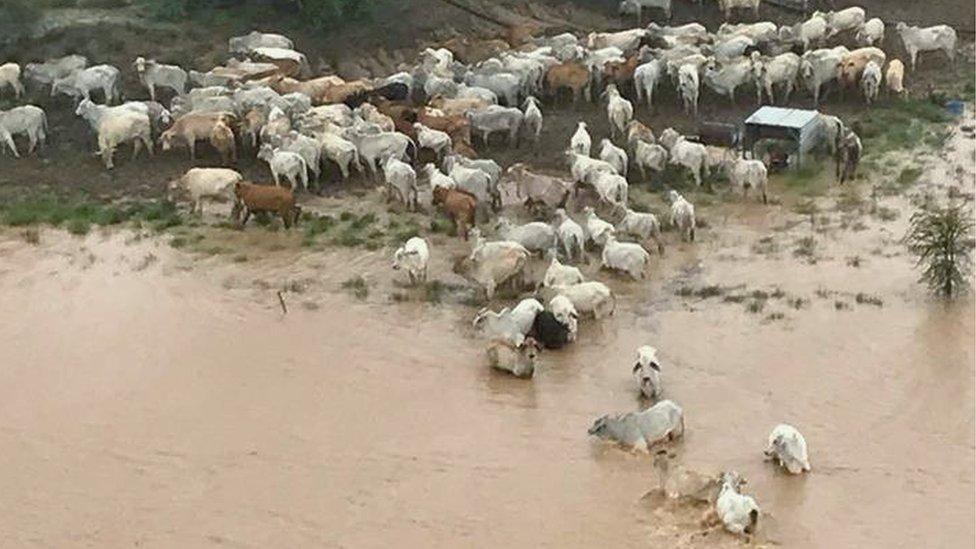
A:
0;5;960;538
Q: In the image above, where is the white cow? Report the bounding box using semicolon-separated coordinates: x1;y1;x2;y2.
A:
895;23;957;71
855;18;885;46
521;96;543;144
228;31;294;55
764;424;811;474
660;128;708;187
316;129;361;181
24;54;87;90
570;121;592;156
460;229;531;299
257;144;308;190
860;60;882;104
602;234;650;279
134;57;187;102
604;84;634;140
615;206;664;253
799;46;848;105
495;217;558;254
548;281;615;319
583;206;616;247
779;13;828;51
633;140;668;178
383;156;418;210
588;400;684;452
167;168;241;214
0;105;47;157
473;298;544;346
51;65;121;104
633;345;663;399
553;208;585;262
714;472;760;536
543;253;585;288
702;57;753;104
392;237;430;285
599;138;629;177
548;294;579;340
633;59;664;110
678;63;700;116
413;122;452;161
725;157;768;203
717;0;761;20
0;63;24;98
820;6;865;39
668;190;696;241
343;129;413;178
591;172;629;207
751;51;800;104
467;105;523;146
486;338;541;379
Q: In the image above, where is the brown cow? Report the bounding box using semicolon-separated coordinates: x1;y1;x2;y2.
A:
545;62;591;103
160;111;237;160
209;121;237;165
604;55;639;91
432;185;477;240
417;107;472;150
232;182;301;229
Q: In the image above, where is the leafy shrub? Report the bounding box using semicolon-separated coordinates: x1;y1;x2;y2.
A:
905;203;974;299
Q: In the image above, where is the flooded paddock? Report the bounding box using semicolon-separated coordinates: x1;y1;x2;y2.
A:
0;124;972;548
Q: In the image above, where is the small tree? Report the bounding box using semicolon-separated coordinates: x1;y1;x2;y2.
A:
905;202;975;299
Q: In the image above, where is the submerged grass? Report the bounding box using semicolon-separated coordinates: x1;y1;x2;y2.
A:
341;276;369;300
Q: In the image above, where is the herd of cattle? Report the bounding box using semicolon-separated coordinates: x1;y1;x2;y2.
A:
0;2;962;537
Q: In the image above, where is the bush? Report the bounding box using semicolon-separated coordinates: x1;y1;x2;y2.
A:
905;203;975;299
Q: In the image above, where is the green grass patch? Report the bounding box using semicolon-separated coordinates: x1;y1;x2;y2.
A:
0;194;183;233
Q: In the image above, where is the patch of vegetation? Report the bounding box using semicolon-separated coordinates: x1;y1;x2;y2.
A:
778;165;824;195
676;284;725;299
339;211;356;222
746;299;765;314
787;296;808;309
904;203;974;299
846;255;862;268
764;312;785;322
835;188;865;212
1;194;183;233
872;204;899;222
341;276;369;300
424;280;448;304
351;213;378;230
752;235;778;255
857;98;951;155
429;216;453;235
232;254;249;263
332;228;365;248
834;300;851;311
793;199;819;217
793;236;817;259
855;292;884;307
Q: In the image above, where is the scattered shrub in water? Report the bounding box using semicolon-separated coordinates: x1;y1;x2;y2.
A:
341;276;369;300
904;203;974;299
855;292;884;307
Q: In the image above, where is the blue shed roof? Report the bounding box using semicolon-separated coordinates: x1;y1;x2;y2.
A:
745;107;820;129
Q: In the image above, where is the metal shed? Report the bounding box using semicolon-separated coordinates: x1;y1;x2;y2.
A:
743;107;822;167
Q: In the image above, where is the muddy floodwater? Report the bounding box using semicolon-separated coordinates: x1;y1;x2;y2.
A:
2;139;974;548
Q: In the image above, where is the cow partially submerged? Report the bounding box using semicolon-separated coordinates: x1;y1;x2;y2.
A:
588;400;685;452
